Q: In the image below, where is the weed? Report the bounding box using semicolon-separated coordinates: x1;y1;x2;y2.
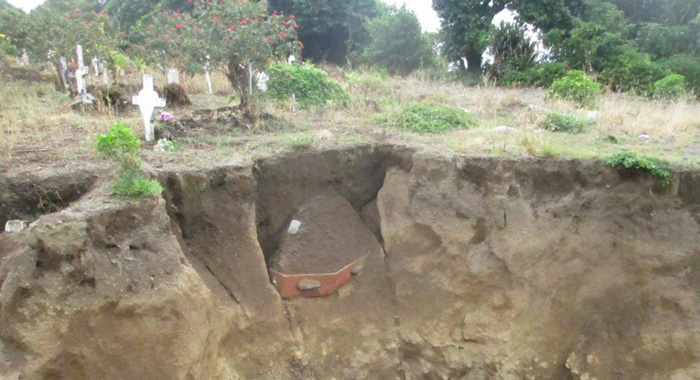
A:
540;112;593;134
285;131;315;149
605;151;672;186
95;122;163;198
376;103;477;133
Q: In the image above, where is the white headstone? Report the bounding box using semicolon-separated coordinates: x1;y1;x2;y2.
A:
132;74;166;142
92;56;99;76
5;220;27;233
74;45;94;104
256;71;269;92
288;55;296;65
100;59;109;85
167;68;180;84
20;49;29;66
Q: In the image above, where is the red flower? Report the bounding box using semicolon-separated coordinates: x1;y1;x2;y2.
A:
175;22;183;29
272;10;278;16
187;0;193;3
229;25;236;32
212;16;219;23
282;20;287;25
290;14;295;20
293;24;299;29
264;37;271;42
253;16;258;21
279;31;287;38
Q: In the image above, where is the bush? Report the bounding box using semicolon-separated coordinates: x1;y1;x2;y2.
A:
95;85;127;110
605;151;671;186
599;50;668;96
653;74;687;99
501;62;568;88
657;54;700;97
540;112;592;134
266;64;349;108
96;122;163;198
345;71;391;97
162;84;191;107
548;70;602;107
377;103;477;133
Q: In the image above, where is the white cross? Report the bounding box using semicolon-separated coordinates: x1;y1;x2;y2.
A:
74;45;94;104
132;74;166;142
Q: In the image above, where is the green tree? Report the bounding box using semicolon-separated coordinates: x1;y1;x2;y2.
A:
268;0;382;65
141;0;300;109
361;6;434;75
0;0;28;57
433;0;506;73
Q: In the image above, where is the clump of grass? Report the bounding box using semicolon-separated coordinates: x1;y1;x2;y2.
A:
285;131;315;150
540;112;593;134
605;151;672;186
377;103;477;133
96;122;163;198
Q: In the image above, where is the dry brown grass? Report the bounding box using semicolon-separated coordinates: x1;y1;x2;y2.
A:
1;65;699;171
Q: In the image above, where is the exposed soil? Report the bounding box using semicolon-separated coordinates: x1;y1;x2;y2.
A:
1;145;699;380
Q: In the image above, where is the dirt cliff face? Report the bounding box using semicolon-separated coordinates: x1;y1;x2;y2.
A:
1;146;699;380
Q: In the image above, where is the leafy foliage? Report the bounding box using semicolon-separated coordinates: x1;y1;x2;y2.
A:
540;112;592;133
598;50;667;95
268;0;382;64
361;6;434;76
605;151;672;186
377;103;477;133
140;0;300;109
501;62;568;88
487;22;537;79
95;123;162;198
657;54;700;97
652;74;687;99
547;70;601;107
266;64;349;108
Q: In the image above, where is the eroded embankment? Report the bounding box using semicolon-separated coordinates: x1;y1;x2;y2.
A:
1;146;700;380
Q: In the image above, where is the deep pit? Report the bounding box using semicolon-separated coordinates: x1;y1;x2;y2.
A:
1;146;700;380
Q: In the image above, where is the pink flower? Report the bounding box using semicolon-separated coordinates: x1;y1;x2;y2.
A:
158;112;174;121
212;16;219;23
279;31;287;38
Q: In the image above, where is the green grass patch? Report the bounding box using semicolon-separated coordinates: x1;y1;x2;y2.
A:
605;151;672;186
109;173;163;198
540;112;593;134
284;131;315;150
377;103;477;133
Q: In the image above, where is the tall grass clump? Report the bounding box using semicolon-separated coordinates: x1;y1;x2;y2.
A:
96;122;163;197
266;64;349;108
377;103;477;133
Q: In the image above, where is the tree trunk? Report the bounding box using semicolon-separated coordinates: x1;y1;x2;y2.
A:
226;60;251;111
465;49;483;73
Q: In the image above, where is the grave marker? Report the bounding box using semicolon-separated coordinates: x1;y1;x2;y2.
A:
167;68;179;84
74;45;95;104
205;55;213;94
59;56;69;91
132;74;166;142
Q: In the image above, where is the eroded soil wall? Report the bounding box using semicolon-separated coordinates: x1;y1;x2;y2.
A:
1;147;699;380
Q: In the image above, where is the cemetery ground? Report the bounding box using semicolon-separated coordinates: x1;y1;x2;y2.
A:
1;66;699;173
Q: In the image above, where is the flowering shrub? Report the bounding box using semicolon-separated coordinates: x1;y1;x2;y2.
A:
157;111;174;121
141;0;301;109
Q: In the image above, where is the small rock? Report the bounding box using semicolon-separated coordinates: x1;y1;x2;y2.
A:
639;134;651;141
4;220;27;233
586;111;598;120
494;126;516;134
287;219;301;234
351;266;362;275
297;278;321;291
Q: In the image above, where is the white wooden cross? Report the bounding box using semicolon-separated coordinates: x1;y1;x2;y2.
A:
92;56;99;76
74;45;95;104
59;56;69;91
132;74;166;142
